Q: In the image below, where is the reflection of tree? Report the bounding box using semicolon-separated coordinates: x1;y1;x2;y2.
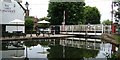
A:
47;45;63;58
39;40;49;47
2;41;9;50
47;45;99;59
24;41;39;47
39;40;50;54
24;40;51;47
65;47;99;58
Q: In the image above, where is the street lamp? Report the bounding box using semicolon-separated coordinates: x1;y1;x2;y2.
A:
25;2;29;10
25;2;29;17
25;1;30;36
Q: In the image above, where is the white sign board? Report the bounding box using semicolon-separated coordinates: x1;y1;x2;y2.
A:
0;1;25;33
0;1;24;24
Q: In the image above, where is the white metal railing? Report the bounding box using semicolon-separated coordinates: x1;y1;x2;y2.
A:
51;24;111;34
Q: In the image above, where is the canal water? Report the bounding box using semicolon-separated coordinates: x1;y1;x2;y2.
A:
0;37;115;60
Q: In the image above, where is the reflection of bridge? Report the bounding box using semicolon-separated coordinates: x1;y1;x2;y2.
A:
59;38;101;50
59;38;112;57
59;24;111;36
47;38;101;50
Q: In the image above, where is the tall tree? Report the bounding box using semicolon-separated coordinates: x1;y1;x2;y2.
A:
84;6;101;24
48;2;85;25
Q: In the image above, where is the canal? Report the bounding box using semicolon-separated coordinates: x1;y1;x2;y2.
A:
0;37;117;60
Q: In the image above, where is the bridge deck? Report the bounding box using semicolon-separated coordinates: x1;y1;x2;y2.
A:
67;37;101;42
62;32;102;35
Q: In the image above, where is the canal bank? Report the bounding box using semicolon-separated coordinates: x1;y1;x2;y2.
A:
101;34;119;46
101;33;120;58
0;34;75;41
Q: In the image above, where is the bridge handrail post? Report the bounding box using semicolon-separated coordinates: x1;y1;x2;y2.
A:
107;25;109;33
79;25;80;34
72;25;73;34
108;25;111;34
85;25;88;38
102;24;104;33
66;25;67;34
95;25;96;35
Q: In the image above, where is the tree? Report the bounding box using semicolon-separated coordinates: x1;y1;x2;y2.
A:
25;16;34;33
48;2;85;25
84;6;101;24
39;17;50;21
102;19;112;25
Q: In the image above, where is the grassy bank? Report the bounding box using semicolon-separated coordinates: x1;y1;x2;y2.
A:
112;35;120;58
114;35;120;43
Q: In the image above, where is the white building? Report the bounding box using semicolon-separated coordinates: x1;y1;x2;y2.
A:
0;0;25;33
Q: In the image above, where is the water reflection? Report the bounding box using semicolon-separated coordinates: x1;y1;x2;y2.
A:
59;38;101;50
47;38;100;58
2;41;25;58
1;38;114;59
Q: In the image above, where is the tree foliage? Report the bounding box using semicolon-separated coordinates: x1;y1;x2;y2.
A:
39;17;50;21
83;6;101;24
102;19;112;25
48;2;85;25
25;16;34;33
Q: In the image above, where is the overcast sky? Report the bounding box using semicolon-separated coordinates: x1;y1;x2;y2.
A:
21;0;113;22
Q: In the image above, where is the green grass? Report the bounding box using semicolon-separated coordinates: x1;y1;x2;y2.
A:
114;35;120;43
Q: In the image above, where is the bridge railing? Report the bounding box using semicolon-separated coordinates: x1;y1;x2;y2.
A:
63;24;111;32
52;24;111;34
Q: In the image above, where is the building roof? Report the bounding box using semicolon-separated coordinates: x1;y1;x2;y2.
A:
17;2;26;13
